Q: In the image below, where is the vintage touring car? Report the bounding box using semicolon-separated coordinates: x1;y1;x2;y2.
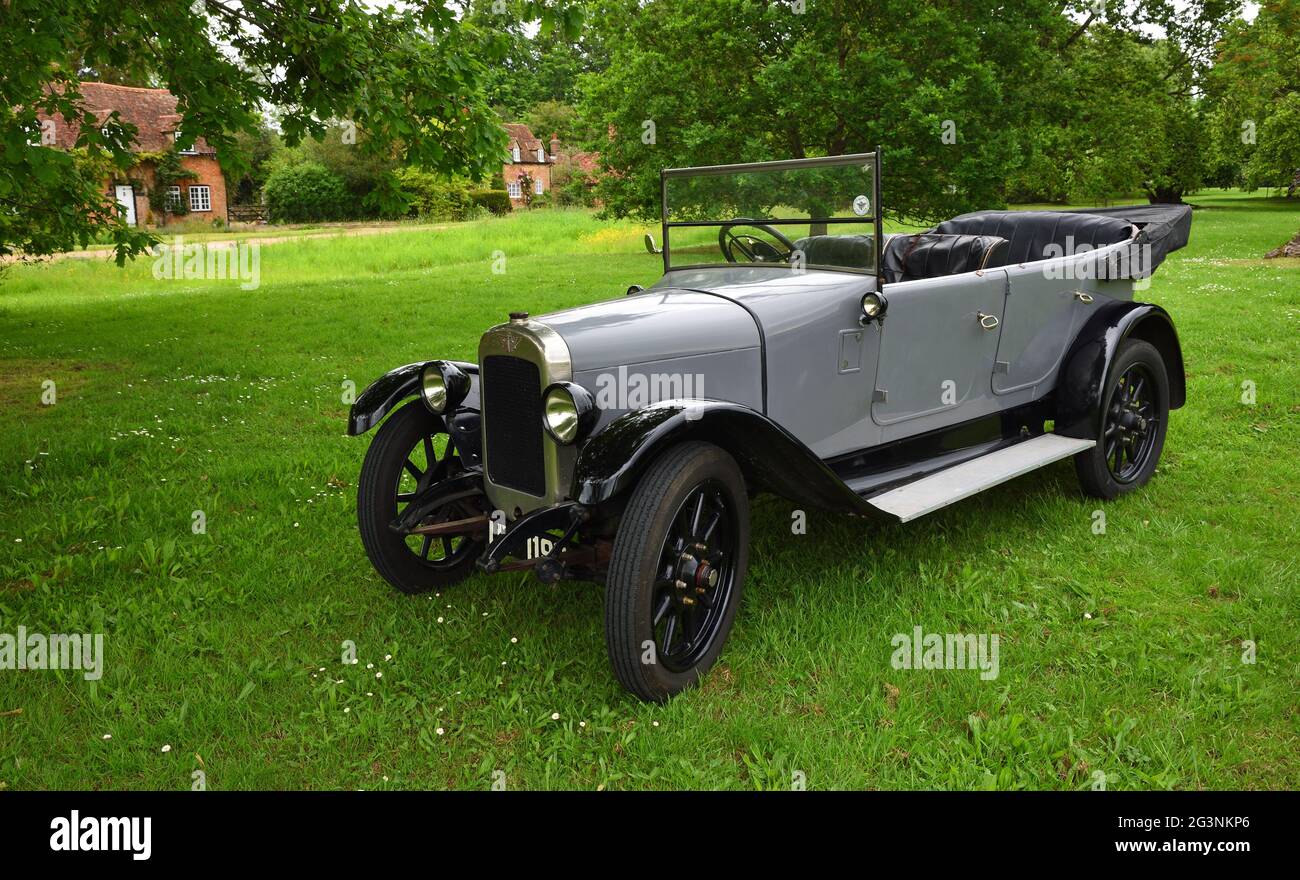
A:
348;151;1191;701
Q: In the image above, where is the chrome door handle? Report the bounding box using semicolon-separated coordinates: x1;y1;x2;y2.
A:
1073;292;1094;304
977;312;999;330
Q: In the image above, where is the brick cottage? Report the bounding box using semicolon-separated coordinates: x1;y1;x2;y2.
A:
502;122;601;208
37;82;228;228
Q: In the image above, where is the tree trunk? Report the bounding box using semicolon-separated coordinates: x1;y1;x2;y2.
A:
1147;187;1185;205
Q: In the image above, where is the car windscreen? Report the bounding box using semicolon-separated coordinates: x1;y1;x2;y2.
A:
661;153;881;275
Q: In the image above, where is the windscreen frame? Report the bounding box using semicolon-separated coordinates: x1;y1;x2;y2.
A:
658;149;883;288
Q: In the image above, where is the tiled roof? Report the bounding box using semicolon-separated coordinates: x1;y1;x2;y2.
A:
37;82;215;155
503;122;543;151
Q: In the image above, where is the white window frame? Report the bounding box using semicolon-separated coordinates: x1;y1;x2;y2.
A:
507;180;522;199
534;177;544;195
188;184;211;212
536;148;545;162
511;145;521;162
166;185;183;210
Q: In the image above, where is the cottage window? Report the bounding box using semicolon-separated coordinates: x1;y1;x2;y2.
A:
537;148;545;162
507;181;522;199
167;186;183;210
534;177;544;195
175;130;197;155
512;145;521;162
189;184;211;212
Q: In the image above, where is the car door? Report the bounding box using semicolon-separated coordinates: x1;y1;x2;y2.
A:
870;270;1008;433
992;262;1088;395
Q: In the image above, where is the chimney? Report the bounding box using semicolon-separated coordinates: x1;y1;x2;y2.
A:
549;133;560;161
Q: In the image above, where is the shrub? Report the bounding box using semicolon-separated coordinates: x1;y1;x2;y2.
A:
393;168;476;221
263;162;349;223
470;189;512;216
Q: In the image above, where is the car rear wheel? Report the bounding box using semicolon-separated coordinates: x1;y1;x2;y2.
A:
605;441;749;702
357;401;485;594
1074;339;1170;500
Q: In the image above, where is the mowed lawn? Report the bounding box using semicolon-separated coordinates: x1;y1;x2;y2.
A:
0;193;1296;790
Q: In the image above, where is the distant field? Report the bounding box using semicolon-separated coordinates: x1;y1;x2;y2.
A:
0;192;1296;790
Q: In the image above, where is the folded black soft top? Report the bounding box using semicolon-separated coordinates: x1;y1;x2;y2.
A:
937;203;1192;280
1065;204;1193;271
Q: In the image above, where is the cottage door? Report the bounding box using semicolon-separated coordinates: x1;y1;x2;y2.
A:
114;185;137;226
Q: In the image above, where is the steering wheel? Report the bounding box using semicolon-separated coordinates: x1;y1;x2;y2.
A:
719;221;798;264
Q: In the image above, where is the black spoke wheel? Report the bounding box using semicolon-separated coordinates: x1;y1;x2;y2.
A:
357;401;486;593
1074;339;1170;500
605;441;749;702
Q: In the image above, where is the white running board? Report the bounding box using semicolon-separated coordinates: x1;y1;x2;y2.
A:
866;434;1095;523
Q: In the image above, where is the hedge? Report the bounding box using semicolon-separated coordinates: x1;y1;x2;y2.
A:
263;162;349;223
470;189;512;216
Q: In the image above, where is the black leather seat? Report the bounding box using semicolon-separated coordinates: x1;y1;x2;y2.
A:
932;210;1136;267
793;233;875;270
880;233;1007;284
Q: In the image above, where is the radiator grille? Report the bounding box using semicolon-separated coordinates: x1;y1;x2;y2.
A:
482;355;546;496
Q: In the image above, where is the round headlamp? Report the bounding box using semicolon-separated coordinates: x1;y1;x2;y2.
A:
861;291;888;321
420;361;470;415
542;382;597;445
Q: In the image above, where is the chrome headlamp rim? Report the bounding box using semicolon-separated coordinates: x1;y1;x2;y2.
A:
542;381;597;445
420;361;470;415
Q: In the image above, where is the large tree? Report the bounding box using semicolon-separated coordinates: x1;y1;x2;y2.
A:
1205;0;1300;193
579;0;1093;223
1;0;580;264
580;0;1244;219
466;0;609;121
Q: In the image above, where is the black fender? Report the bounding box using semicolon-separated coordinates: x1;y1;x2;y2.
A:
1055;301;1186;440
572;401;879;516
347;360;478;436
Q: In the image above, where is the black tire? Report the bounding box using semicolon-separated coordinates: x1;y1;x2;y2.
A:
357;401;484;593
605;441;749;702
1074;339;1170;500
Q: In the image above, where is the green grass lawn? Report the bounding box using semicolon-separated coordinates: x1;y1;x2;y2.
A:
1;193;1296;790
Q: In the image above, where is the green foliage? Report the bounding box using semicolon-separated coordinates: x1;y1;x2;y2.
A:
580;0;1255;216
524;100;596;147
580;0;1071;223
1036;30;1208;204
1245;94;1300;191
551;160;597;207
2;0;583;263
470;189;513;216
469;1;608;118
1205;1;1300;192
220;122;281;206
144;148;198;217
299;123;402;217
393;168;480;221
263;162;349;223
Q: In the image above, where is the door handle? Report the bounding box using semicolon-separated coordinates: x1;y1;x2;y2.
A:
1073;291;1094;304
977;312;999;330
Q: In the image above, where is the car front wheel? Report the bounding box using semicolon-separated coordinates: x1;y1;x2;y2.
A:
1074;338;1170;500
605;441;750;702
356;401;486;593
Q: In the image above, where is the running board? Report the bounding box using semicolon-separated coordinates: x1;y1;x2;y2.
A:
864;434;1095;523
